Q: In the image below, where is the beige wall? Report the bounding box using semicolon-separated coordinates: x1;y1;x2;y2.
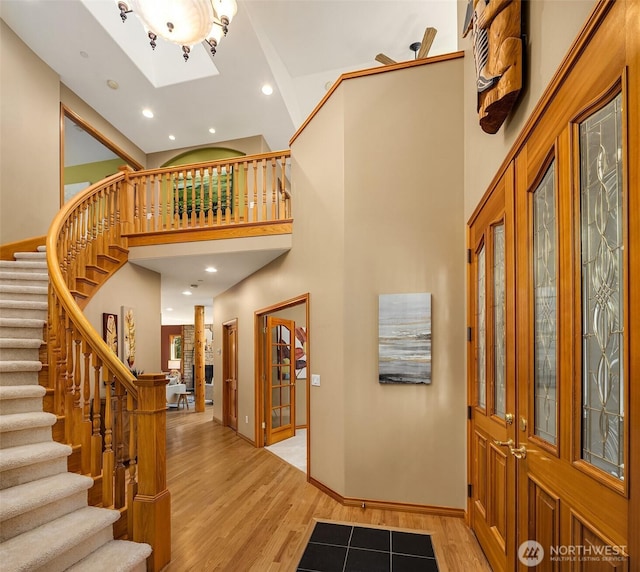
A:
460;0;597;220
84;263;162;375
214;58;465;508
0;21;60;243
213;89;347;493
61;85;146;169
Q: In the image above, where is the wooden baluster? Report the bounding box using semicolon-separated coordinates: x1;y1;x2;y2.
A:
198;167;205;227
81;338;92;475
91;354;103;477
72;327;83;449
182;169;189;228
271;157;277;221
261;159;268;222
233;162;240;224
186;167;193;228
166;172;174;230
216;165;222;226
206;166;214;227
149;174;157;232
63;315;73;444
110;183;118;245
242;161;249;221
171;173;178;229
114;379;126;509
126;391;138;538
252;160;258;222
225;164;232;224
103;372;114;508
133;374;171;571
140;175;148;233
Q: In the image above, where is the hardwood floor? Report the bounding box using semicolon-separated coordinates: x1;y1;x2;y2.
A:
163;409;491;571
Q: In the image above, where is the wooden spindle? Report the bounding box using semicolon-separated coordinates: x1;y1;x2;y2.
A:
252;160;258;222
242;161;249;221
207;166;214;226
102;373;114;508
271;157;277;221
126;391;138;539
91;355;103;477
261;159;268;221
216;165;222;225
114;379;126;509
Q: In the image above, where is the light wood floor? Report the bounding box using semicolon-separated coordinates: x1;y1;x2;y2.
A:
162;409;492;572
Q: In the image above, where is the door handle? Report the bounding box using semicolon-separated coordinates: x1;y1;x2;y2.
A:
493;439;527;460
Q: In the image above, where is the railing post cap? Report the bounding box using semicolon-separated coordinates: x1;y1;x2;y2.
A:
136;373;169;387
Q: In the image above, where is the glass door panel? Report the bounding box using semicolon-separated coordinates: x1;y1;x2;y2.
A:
493;223;506;419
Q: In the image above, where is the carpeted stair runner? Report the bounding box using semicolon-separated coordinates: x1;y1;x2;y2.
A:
0;248;151;571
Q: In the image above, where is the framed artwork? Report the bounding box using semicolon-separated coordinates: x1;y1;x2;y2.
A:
294;326;307;379
121;306;136;367
102;313;118;354
378;293;432;384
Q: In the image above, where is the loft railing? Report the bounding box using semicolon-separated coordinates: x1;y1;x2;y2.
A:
46;151;291;571
123;151;291;238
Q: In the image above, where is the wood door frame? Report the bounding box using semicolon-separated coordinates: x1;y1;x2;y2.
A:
222;318;238;429
254;294;310;469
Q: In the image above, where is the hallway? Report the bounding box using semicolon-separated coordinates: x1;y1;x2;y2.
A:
164;410;491;571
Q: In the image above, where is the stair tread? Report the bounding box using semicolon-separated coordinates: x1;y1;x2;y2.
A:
0;411;56;432
0;441;72;472
0;261;47;269
66;539;152;572
0;506;119;570
13;252;46;259
0;338;43;348
0;361;43;373
0;271;48;280
0;300;48;310
0;285;47;293
0;318;46;327
0;385;46;400
0;472;93;521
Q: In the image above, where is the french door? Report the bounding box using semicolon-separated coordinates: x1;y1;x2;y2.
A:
468;165;517;572
468;2;636;567
265;317;296;445
223;320;238;431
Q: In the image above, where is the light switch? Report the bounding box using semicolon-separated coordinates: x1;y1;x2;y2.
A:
311;374;321;387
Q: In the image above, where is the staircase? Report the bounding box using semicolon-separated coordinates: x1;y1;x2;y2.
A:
0;248;151;572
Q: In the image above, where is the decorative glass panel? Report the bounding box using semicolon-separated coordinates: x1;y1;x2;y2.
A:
533;163;558;445
476;245;487;409
580;93;624;480
493;224;506;419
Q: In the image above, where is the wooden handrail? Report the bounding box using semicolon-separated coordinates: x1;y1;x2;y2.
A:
46;173;138;397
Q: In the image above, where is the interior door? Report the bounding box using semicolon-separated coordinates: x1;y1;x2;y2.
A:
265;317;295;445
467;165;517;572
515;84;630;570
223;320;238;431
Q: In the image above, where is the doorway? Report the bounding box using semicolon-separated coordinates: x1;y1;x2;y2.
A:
255;294;310;472
222;319;238;431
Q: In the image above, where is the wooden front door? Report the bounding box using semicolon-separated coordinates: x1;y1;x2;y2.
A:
223;320;238;431
265;316;295;445
468;2;636;569
467;165;517;572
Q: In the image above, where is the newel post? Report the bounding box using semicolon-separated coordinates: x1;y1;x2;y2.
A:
133;373;171;571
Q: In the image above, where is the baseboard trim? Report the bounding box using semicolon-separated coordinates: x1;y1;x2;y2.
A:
212;416;223;424
308;477;465;519
237;431;256;447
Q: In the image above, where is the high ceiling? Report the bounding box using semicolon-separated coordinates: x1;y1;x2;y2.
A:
1;0;459;324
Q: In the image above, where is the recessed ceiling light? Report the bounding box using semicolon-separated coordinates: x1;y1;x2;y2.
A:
165;307;173;311
261;84;273;96
142;108;154;119
205;266;218;273
208;127;216;134
106;79;119;90
169;134;176;141
80;51;89;59
182;290;193;296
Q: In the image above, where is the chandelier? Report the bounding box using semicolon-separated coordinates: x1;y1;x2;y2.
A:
116;0;238;61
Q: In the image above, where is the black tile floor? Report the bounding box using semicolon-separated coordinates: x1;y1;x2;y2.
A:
297;521;439;572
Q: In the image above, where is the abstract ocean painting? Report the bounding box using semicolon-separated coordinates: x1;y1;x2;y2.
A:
378;293;432;384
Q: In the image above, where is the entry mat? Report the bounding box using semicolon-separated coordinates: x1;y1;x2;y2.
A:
296;521;439;572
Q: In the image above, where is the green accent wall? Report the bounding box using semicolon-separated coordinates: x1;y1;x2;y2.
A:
64;158;123;185
161;147;245;167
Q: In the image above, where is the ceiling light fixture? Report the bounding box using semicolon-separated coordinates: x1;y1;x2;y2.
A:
116;0;238;62
169;134;176;140
142;108;154;118
205;266;217;273
261;84;273;95
208;127;216;134
182;290;193;296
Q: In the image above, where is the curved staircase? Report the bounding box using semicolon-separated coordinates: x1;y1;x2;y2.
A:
0;248;151;572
